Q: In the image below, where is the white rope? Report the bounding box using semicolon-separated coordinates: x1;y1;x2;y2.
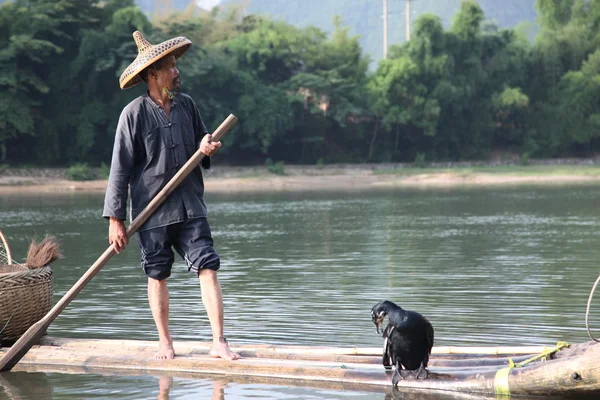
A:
585;273;600;342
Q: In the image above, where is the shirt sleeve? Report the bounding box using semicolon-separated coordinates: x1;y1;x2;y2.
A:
191;100;211;170
103;109;135;221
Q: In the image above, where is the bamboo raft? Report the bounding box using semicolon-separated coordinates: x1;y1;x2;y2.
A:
1;337;599;397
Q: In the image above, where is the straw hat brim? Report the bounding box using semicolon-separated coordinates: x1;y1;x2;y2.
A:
120;37;192;90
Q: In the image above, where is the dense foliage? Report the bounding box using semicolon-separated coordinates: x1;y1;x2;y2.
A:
221;0;539;61
1;0;599;166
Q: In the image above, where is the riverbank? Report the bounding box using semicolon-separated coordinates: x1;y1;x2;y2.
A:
1;164;600;194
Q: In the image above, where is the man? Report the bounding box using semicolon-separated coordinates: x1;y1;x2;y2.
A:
103;31;240;361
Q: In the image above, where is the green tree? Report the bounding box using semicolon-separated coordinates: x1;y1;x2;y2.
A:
283;16;372;163
0;0;64;161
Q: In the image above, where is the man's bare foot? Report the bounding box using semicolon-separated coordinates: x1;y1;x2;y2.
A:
209;338;241;360
156;341;175;360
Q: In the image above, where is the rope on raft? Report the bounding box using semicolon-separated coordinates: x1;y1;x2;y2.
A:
586;273;600;342
495;341;571;396
506;341;571;368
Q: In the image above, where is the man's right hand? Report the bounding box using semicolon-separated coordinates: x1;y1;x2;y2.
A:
109;217;128;253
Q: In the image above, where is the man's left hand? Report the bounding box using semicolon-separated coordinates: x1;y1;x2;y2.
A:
200;134;222;157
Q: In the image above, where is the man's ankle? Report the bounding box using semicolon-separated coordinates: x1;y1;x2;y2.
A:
159;337;173;346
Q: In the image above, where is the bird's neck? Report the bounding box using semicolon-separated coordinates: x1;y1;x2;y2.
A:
387;308;406;321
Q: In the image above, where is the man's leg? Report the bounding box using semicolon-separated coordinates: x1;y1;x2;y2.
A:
137;225;176;360
148;277;175;359
198;269;241;360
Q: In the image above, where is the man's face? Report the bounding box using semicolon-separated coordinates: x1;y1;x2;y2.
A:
154;55;180;92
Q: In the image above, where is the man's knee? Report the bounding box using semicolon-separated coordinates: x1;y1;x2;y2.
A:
148;276;168;286
199;268;217;279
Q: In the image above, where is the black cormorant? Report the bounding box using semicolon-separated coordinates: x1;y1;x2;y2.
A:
371;300;434;384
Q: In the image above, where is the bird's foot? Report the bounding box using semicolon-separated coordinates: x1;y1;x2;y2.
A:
415;365;429;380
391;369;408;386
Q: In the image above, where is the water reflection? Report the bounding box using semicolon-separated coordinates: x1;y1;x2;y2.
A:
0;372;53;399
157;376;226;400
388;387;495;400
1;370;389;400
1;370;565;400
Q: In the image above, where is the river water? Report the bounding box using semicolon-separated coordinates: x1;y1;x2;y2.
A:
1;184;599;399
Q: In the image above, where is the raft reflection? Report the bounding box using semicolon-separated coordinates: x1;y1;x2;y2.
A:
1;369;567;400
0;371;53;399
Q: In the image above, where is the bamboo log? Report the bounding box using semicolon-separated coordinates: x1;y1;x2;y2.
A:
507;341;600;396
3;346;390;386
431;345;552;355
27;337;551;369
19;337;537;370
35;337;550;356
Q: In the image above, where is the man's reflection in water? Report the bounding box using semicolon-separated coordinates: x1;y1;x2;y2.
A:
157;376;227;400
157;376;172;400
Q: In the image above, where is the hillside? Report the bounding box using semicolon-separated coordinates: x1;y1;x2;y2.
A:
135;0;198;14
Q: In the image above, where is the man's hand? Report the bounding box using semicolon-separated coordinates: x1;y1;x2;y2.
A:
109;217;128;254
200;134;222;157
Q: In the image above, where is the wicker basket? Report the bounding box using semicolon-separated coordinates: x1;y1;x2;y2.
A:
0;264;53;343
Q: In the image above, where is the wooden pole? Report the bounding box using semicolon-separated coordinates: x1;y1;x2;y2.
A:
0;114;238;372
406;0;411;41
383;0;388;59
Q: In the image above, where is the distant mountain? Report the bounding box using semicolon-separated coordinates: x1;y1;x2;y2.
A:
135;0;199;14
0;1;199;12
218;0;538;61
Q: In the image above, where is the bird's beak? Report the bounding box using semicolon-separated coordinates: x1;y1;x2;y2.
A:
372;315;383;334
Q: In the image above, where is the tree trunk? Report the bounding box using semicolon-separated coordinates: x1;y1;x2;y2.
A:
368;118;380;161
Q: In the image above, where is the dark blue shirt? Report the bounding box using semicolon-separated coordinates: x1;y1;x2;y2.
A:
103;92;210;231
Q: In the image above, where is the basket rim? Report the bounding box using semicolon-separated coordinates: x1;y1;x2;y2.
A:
0;264;52;277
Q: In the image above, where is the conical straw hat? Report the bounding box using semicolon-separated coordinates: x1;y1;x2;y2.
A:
119;31;192;90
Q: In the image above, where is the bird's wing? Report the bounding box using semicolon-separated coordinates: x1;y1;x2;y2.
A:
382;324;395;368
426;322;435;352
383;323;395;339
